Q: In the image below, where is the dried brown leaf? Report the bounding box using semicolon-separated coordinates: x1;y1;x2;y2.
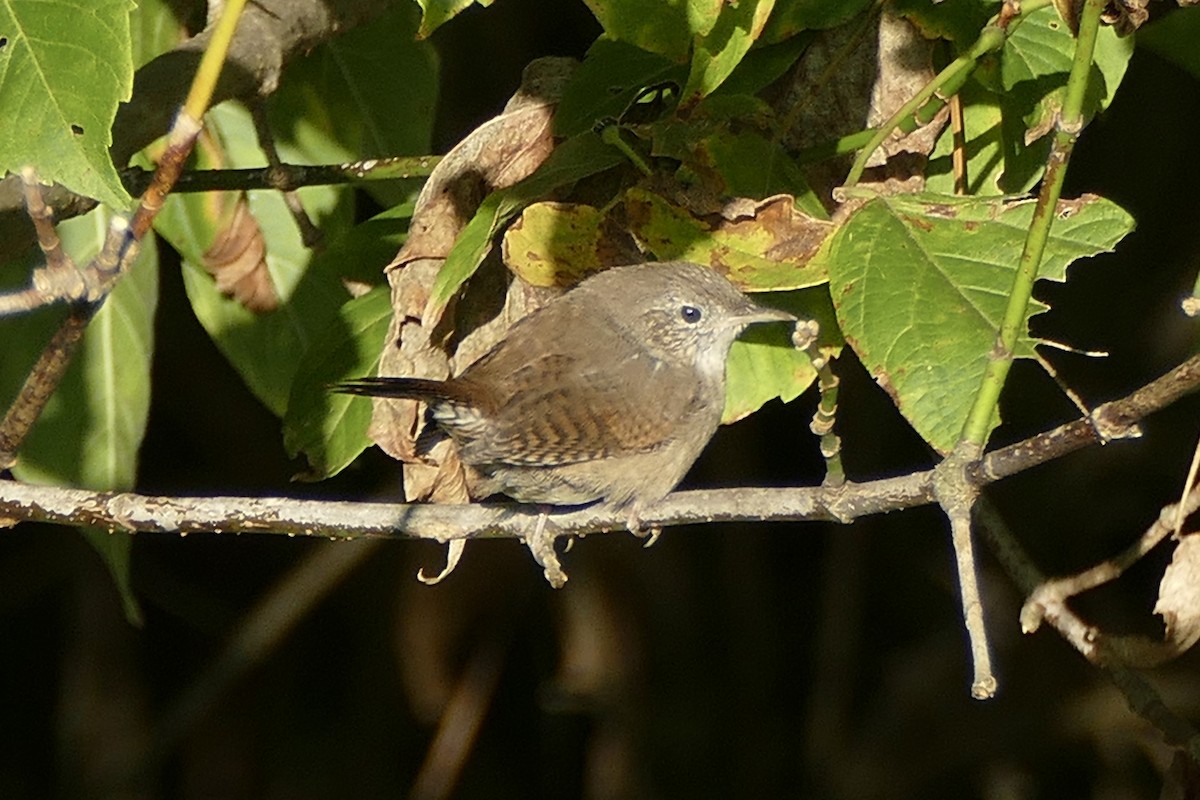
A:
1155;533;1200;654
866;13;944;166
778;13;943;202
202;195;278;313
368;57;577;503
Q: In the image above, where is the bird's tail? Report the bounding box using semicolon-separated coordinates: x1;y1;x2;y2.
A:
330;376;470;404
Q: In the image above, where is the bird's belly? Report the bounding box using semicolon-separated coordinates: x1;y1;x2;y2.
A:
479;419;717;510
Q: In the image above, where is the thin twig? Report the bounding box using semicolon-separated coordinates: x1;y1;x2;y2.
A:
949;92;968;195
0;304;95;468
934;445;996;698
21;169;77;290
977;352;1200;484
976;499;1200;762
1172;435;1200;536
120;156;441;196
1019;484;1200;636
249;101;324;249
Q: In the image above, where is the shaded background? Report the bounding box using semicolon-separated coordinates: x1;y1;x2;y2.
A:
4;1;1200;798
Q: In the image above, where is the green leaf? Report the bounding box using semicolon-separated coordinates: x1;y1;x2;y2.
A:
682;0;776;103
129;0;183;70
624;188;831;291
713;34;812;96
154;101;354;417
7;207;159;624
0;0;135;210
891;0;998;45
700;128;821;212
1139;7;1200;81
760;0;874;42
427;131;625;321
268;3;437;206
723;286;842;423
555;39;687;137
314;202;415;288
823;193;1135;453
415;0;493;38
284;286;393;479
581;0;717;60
1002;5;1132;113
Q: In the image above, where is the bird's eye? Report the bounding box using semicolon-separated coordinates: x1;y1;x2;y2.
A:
680;305;702;323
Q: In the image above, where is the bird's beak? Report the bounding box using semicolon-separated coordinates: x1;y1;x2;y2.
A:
738;305;797;326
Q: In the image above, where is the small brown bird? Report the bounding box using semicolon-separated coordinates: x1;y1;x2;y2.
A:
335;261;795;532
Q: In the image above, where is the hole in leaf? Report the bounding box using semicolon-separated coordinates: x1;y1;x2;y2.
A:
0;37;8;49
70;123;84;136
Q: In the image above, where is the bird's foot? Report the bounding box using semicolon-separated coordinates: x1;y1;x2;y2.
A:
524;506;568;588
625;508;662;548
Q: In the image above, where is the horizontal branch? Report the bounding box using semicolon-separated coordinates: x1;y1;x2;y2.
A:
0;477;934;541
3;352;1200;541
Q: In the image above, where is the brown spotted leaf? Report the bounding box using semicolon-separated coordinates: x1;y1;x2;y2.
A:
624;188;832;291
502;201;642;288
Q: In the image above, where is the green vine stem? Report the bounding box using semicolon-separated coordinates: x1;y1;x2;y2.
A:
120;155;441;196
958;0;1106;448
841;0;1052;188
793;321;844;486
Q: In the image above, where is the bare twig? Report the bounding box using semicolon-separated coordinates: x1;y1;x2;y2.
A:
0;479;935;542
6;350;1200;537
0;304;95;469
934;444;996;699
1019;484;1200;635
977;353;1200;484
976;499;1200;762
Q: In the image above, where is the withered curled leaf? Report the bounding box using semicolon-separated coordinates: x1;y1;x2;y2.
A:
202;195;278;313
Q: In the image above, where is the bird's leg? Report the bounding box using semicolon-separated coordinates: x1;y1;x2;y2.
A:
524;504;568;587
625;504;662;548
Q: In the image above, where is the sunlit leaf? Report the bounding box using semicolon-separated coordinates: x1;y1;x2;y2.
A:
724;286;842;423
0;0;134;209
823;192;1134;452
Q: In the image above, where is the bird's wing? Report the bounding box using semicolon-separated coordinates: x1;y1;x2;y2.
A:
457;346;707;467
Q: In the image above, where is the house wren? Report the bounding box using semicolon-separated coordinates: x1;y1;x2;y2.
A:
335;261;795;530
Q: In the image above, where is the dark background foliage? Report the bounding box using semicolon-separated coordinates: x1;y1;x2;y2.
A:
4;1;1200;798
